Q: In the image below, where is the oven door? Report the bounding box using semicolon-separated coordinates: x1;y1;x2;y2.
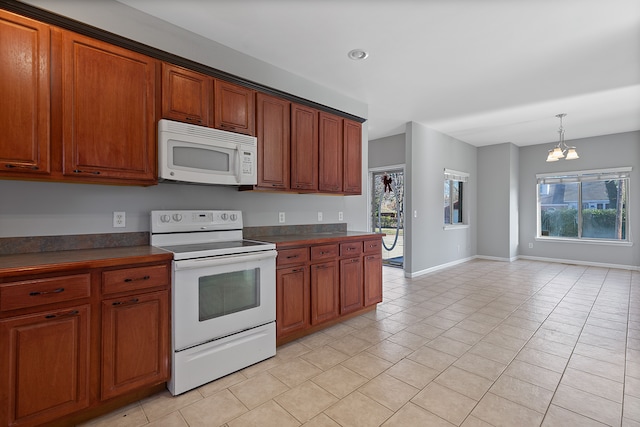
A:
172;250;276;351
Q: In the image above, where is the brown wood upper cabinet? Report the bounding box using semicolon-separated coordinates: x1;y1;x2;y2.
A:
161;63;255;136
256;93;290;189
62;31;158;184
214;80;255;136
161;63;211;126
319;112;343;193
291;103;319;191
343;119;362;194
0;10;51;177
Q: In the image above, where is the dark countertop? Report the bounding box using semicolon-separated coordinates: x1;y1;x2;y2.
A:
0;246;173;277
251;230;383;247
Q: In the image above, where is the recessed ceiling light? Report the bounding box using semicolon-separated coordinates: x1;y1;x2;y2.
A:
347;49;369;60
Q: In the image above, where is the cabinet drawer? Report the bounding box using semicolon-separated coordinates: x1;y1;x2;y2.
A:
0;273;91;312
340;242;362;257
277;247;309;267
102;264;169;295
364;239;382;254
311;244;339;260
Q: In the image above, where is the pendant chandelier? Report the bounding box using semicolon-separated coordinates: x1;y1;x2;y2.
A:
546;113;579;162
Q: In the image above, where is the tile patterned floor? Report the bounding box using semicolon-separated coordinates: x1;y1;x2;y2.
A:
81;259;640;427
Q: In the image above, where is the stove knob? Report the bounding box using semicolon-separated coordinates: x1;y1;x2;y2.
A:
172;214;183;222
160;214;171;223
220;213;228;221
230;213;238;221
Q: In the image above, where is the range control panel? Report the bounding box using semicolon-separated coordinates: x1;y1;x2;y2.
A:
150;210;243;233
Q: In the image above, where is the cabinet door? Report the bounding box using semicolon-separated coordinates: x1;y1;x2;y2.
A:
0;11;50;176
363;254;383;306
101;291;169;400
214;80;255;135
62;31;157;184
310;261;339;325
276;266;309;338
318;112;343;193
342;119;362;194
0;305;90;427
162;63;212;126
340;257;363;314
256;93;290;190
290;103;318;191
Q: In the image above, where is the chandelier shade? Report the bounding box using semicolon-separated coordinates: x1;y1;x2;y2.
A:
545;113;579;162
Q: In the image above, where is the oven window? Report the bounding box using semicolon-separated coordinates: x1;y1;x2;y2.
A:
173;145;230;172
198;268;260;321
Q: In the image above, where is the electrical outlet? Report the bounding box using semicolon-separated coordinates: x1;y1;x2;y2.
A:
278;212;285;223
338;211;343;221
317;212;323;221
529;242;533;248
113;211;125;228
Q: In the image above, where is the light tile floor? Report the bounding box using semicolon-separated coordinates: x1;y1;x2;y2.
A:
81;259;640;427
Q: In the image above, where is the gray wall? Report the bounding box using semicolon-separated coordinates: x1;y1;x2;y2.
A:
405;122;477;276
518;131;639;268
477;143;519;260
368;134;405;169
1;1;370;237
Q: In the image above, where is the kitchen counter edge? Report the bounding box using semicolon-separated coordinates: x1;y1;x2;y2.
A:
251;231;384;248
0;246;173;277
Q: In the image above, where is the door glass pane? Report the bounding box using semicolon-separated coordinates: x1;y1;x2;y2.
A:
199;269;260;321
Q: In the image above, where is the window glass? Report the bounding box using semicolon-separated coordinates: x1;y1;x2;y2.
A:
444;170;467;225
537;171;628;241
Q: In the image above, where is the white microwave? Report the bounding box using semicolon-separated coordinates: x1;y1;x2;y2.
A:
158;119;257;186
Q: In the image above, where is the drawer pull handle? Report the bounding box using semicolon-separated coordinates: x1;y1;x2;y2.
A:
44;309;79;319
367;256;375;260
351;258;359;263
124;275;150;282
286;255;299;259
315;265;328;270
5;163;39;170
73;169;101;175
185;117;202;124
347;247;356;251
112;298;139;306
30;287;65;296
292;268;304;273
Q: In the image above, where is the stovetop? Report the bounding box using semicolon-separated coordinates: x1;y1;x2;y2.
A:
150;210;275;260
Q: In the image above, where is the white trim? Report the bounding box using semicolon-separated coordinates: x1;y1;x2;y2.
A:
444;224;470;231
444;168;469;183
536;166;632;184
405;256;475;278
476;255;518;262
518;255;639;271
370;164;405;172
535;236;633;247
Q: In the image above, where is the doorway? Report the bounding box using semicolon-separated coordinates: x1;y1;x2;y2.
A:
370;168;404;268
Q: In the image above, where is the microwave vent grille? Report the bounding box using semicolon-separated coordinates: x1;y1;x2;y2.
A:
159;119;256;146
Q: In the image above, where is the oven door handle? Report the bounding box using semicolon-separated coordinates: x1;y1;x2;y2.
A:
174;250;277;271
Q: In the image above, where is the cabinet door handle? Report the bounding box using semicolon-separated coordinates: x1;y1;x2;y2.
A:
30;287;65;296
367;256;376;260
44;309;79;319
5;163;39;170
124;275;150;282
73;169;101;175
112;298;139;306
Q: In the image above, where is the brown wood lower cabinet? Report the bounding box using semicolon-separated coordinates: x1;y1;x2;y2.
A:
0;305;90;427
101;290;169;401
275;235;382;345
310;260;339;325
276;265;309;337
0;253;171;427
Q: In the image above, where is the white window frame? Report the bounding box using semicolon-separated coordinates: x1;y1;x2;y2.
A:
536;166;632;245
444;168;469;230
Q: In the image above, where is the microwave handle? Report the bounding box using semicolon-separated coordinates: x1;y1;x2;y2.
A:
174;250;277;271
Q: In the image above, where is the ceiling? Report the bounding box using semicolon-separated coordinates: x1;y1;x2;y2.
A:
116;0;640;147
